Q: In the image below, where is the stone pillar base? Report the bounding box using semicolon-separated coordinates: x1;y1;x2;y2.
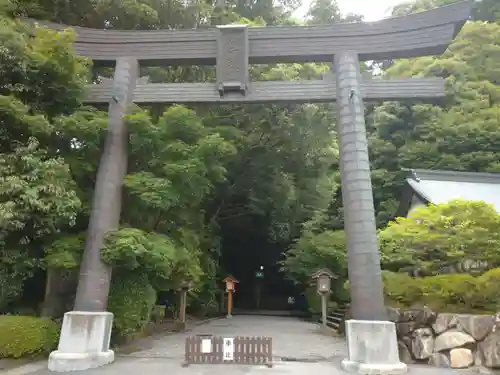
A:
341;319;407;375
48;311;114;372
48;351;114;372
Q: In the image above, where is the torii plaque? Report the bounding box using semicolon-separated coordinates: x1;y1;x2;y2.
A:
39;1;473;373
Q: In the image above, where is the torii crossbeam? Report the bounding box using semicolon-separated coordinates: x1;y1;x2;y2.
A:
84;77;446;104
28;0;470;104
38;1;473;373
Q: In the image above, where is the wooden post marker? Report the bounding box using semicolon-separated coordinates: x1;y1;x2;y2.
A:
179;280;192;326
223;276;239;318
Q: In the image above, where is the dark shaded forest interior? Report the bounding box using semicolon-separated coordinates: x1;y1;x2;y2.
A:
220;218;301;311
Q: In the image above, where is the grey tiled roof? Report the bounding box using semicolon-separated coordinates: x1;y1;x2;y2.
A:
406;169;500;212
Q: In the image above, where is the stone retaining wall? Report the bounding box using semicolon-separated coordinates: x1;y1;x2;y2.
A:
389;307;500;371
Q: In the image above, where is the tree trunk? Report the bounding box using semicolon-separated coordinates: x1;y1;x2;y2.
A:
334;51;387;321
42;268;62;317
74;57;139;311
42;268;79;318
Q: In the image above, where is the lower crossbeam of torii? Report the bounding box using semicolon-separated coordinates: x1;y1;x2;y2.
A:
35;1;473;373
86;75;445;104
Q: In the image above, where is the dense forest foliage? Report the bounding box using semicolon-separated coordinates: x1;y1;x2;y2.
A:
0;0;498;338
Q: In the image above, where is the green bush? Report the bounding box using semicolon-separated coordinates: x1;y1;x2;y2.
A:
383;269;500;313
304;287;338;314
382;271;422;307
476;268;500;312
420;274;480;310
0;315;59;358
107;272;157;340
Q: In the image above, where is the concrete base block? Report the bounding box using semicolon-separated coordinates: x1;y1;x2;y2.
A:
48;351;114;372
341;319;407;375
48;311;115;372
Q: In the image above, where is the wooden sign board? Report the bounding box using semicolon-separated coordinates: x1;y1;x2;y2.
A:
183;336;272;367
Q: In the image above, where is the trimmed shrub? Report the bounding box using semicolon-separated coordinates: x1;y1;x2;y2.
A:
420;274;480;311
382;271;422;307
107;271;157;340
383;269;499;313
0;315;59;358
476;268;500;312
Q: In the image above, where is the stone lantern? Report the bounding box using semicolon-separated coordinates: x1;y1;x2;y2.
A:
311;269;337;326
312;269;336;295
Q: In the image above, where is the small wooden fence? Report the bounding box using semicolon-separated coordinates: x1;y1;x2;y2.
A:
184;335;272;367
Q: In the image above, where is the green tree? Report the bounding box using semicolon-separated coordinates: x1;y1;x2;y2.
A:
0;16;86;312
0;18;88;117
391;0;499;22
281;213;346;285
306;0;362;24
362;20;500;227
379;200;500;274
0;138;81;311
42;104;237;318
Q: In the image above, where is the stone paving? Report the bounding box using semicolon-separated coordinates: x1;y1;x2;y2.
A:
123;315;347;361
8;315;483;375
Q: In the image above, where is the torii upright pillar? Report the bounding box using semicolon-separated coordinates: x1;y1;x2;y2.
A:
48;57;139;372
334;51;405;374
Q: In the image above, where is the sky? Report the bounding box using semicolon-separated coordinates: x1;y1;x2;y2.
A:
294;0;415;21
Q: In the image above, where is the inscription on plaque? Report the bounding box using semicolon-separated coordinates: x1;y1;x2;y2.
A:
216;24;249;96
223;337;234;361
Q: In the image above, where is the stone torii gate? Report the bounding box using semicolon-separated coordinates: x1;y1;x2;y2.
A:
42;1;472;373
